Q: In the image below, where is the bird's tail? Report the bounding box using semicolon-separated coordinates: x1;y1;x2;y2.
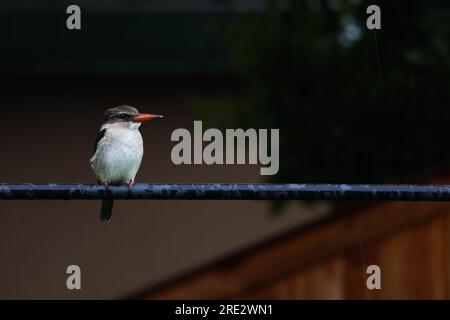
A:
100;199;114;222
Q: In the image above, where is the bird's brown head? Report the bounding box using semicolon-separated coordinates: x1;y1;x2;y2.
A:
103;105;163;125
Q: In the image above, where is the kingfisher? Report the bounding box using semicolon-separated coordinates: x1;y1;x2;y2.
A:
90;105;163;222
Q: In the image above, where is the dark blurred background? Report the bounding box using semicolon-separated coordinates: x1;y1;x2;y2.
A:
1;0;450;299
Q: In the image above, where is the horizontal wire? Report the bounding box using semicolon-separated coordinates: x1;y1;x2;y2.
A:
1;183;450;200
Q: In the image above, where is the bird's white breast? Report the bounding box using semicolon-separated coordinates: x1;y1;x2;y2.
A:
90;126;144;184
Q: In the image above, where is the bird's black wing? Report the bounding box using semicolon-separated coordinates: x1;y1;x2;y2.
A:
94;128;107;153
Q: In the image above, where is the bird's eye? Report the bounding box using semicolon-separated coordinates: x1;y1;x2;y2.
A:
119;114;127;119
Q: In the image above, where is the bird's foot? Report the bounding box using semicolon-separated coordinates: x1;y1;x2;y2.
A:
127;180;134;191
102;180;110;190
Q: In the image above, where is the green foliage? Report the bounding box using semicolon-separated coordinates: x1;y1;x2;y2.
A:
199;0;450;185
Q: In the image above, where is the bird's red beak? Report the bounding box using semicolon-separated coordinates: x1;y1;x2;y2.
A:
133;114;163;123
